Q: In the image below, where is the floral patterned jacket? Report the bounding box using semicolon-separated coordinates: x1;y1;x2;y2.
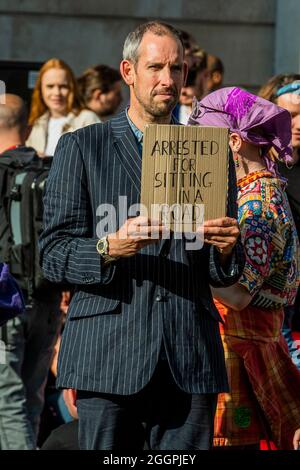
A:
237;170;300;309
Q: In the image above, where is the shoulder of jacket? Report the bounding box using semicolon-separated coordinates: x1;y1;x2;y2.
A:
69;119;110;142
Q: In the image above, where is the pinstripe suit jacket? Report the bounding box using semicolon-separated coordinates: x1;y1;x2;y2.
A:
39;110;244;395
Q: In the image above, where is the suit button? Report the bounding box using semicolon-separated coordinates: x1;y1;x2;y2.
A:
155;294;162;302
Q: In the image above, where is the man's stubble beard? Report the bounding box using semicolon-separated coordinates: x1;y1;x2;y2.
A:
134;86;178;118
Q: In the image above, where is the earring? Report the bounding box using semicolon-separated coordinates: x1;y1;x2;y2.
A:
234;154;240;168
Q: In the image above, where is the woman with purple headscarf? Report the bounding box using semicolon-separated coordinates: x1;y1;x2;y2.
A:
189;87;300;450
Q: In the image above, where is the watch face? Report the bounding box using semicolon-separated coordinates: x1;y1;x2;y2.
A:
97;239;106;254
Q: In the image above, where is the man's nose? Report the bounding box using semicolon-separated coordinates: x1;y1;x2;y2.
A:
160;67;174;87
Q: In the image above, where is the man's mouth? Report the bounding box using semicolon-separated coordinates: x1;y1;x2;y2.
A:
154;89;176;97
154;92;176;100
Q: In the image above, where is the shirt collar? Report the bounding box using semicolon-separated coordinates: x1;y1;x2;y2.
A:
125;107;180;145
126;108;144;145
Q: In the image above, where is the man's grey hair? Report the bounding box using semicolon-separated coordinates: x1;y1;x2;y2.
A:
0;95;28;132
123;21;184;65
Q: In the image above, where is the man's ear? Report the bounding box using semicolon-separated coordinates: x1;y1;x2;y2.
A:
120;60;135;86
229;132;242;153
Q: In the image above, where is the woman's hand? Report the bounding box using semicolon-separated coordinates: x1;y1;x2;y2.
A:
199;217;240;255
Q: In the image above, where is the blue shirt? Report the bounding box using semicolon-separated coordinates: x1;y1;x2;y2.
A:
126;107;180;156
126;108;143;156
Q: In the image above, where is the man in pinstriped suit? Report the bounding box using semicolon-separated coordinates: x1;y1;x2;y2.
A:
39;21;244;450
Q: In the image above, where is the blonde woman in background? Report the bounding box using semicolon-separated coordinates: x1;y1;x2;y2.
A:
27;58;99;156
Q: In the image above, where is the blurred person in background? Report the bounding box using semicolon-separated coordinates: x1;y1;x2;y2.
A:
77;64;123;121
259;74;300;369
176;52;210;124
27;58;99;156
177;29;198;69
203;54;224;96
177;29;208;88
173;34;208;121
175;68;197;124
187;46;208;100
0;94;62;449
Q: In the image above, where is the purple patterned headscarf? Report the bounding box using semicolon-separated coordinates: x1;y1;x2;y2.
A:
188;87;293;174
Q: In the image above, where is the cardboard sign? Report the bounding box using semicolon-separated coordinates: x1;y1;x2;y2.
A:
141;124;229;232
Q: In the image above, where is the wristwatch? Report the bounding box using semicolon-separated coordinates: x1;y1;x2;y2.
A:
96;236;118;266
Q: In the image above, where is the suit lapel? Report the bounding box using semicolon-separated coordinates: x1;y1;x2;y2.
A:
111;111;141;197
111;111;180;198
